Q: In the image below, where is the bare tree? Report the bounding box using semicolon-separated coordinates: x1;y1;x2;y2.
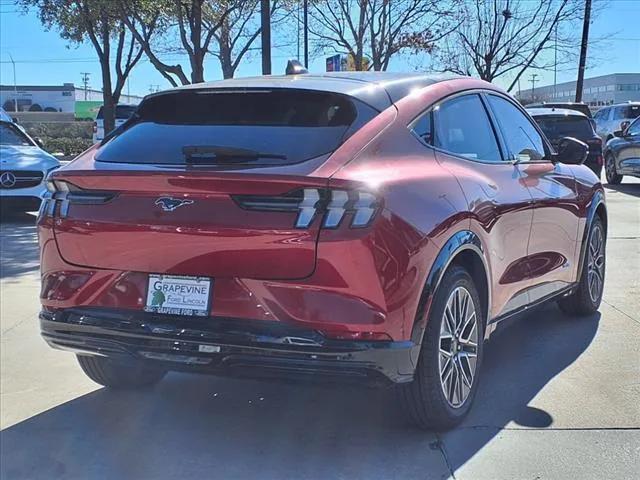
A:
435;0;582;92
21;0;143;133
211;0;285;79
119;0;236;86
309;0;456;71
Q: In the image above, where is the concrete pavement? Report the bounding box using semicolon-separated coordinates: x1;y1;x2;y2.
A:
1;180;639;479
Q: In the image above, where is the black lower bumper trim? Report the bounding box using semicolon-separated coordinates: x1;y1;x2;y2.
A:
40;308;419;386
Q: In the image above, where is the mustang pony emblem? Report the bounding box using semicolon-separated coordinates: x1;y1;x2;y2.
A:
155;197;195;212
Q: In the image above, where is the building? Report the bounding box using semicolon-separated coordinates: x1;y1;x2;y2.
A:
0;83;143;119
516;73;640;107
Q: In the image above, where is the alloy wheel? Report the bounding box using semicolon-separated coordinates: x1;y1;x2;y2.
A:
587;224;605;303
438;286;479;408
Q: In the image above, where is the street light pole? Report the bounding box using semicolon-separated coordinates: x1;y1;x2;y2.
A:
8;53;18;113
261;0;271;75
303;0;309;68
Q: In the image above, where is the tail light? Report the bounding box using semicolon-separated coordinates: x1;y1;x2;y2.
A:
40;178;116;219
233;188;380;229
586;138;603;166
92;121;97;133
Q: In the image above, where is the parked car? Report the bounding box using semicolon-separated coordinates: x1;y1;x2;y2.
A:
92;104;138;143
1;119;60;212
527;102;592;118
38;71;607;430
593;102;640;143
529;107;603;177
603;117;640;184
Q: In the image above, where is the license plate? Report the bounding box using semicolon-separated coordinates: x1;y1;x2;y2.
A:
145;275;212;317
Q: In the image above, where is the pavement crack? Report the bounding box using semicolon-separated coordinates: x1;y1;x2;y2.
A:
431;434;456;479
602;300;640;326
457;425;639;432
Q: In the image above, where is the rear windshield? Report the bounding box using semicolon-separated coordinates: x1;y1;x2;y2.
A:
623;105;640;119
96;105;138;120
0;122;33;147
534;116;594;142
95;89;378;166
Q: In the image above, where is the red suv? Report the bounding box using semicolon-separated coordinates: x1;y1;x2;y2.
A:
38;72;606;430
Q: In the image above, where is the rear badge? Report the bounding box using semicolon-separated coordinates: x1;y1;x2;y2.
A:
155;197;194;212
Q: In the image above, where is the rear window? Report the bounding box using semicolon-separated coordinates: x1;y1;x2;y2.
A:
534;116;594;142
96;105;138;120
95;89;378;166
624;105;640;119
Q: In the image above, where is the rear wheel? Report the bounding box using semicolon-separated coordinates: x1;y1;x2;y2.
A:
605;153;622;184
399;266;483;430
77;355;167;389
558;216;605;316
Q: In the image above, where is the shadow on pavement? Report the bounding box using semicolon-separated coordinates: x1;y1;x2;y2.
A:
604;183;640;198
0;303;599;479
441;305;600;472
0;212;38;280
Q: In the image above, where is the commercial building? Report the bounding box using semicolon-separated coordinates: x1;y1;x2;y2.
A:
516;73;640;107
0;83;143;119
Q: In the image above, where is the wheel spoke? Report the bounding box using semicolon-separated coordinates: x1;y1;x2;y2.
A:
438;286;480;409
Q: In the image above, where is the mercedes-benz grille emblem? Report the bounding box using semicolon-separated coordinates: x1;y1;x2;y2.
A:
0;172;17;188
155;197;195;212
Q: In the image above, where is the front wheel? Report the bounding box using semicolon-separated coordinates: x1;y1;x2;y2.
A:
399;266;484;430
558;216;606;316
77;355;167;389
605;153;622;185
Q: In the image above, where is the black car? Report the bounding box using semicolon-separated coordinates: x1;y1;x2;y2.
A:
528;107;603;177
527;102;592;118
604;117;640;184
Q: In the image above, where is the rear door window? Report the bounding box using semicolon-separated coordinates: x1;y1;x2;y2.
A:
95;89;378;166
433;94;502;162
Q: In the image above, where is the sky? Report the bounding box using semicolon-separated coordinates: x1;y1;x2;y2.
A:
1;0;639;98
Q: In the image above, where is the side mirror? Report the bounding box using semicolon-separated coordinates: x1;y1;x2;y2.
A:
620;120;631;133
556;136;588;165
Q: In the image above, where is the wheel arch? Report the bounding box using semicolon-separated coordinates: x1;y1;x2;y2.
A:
410;230;491;345
576;190;607;281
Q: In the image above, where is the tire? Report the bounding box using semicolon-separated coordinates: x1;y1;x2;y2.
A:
558;216;605;316
399;266;484;431
77;355;167;389
605;153;622;185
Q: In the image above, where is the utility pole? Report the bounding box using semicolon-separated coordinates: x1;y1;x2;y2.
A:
303;0;309;68
8;53;17;112
576;0;592;103
529;73;539;102
261;0;271;75
81;72;91;101
553;23;558;99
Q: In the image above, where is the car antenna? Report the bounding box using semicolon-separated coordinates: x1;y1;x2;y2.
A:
286;59;308;75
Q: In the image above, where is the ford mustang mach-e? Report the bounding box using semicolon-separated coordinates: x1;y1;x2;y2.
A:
38;70;606;430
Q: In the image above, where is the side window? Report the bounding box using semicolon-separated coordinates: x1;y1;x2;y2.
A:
613;107;626;120
433;94;502;162
487;95;546;161
628;119;640;136
411;111;433;145
593;109;604;121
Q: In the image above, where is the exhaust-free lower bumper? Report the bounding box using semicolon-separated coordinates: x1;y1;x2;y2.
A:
40;308;419;386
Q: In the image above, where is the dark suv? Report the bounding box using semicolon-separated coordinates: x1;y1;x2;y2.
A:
529;107;603;177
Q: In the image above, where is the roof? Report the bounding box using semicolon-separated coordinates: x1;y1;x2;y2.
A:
527;107;589;118
0;84;76;92
151;72;466;111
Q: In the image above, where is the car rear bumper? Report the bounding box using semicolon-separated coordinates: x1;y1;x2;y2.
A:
0;195;42;211
40;308;419;386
